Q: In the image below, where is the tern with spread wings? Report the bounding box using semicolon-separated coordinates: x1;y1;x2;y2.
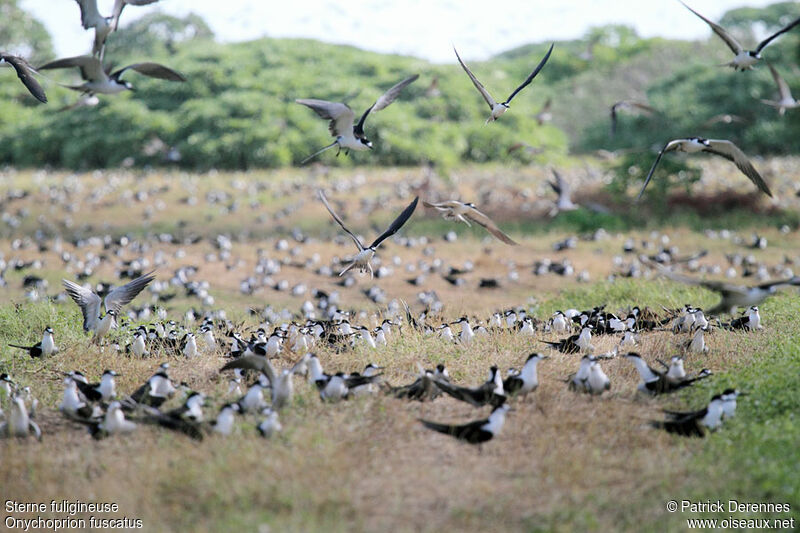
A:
1;53;47;103
63;271;156;336
454;43;553;123
680;1;800;71
422;200;518;245
319;191;418;278
609;100;656;136
761;63;799;115
74;0;161;57
39;55;185;96
654;265;799;315
296;74;419;164
636;137;772;201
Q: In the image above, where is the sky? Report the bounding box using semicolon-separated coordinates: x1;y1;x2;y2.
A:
22;0;779;63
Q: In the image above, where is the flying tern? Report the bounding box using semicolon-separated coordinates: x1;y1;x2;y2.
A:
422;200;518;245
679;1;800;71
319;191;418;278
454;43;553;123
636;137;772;201
296;74;419;163
39;55;185;95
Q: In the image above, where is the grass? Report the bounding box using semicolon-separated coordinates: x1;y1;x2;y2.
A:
1;166;799;531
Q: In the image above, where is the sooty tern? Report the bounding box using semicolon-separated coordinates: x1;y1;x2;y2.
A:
422;200;518;245
454;43;554;123
296;74;419;163
761;63;799;115
503;353;547;398
433;366;506;407
651;393;727;437
63;271;155;335
549;169;579;214
655;265;799;315
609;100;656;136
636;137;772;201
9;326;58;358
623;353;711;395
319;190;418;278
419;403;510;447
74;0;161;57
0;396;42;440
39;55;185;95
0;53;47;103
679;1;800;71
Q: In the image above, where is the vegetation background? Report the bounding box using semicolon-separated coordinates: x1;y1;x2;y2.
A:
1;0;799;179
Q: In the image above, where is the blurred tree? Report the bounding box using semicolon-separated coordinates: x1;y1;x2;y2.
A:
0;0;54;62
104;12;214;60
719;2;800;36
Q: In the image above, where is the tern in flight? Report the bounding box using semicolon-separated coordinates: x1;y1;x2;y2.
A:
761;63;799;115
74;0;161;57
454;43;554;123
653;263;799;315
422;200;518;245
636;137;772;201
1;53;47;103
319;191;418;278
39;55;185;95
296;74;419;164
609;100;656;137
63;271;156;336
679;1;800;71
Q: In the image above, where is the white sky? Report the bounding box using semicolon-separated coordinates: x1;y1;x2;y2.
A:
22;0;779;62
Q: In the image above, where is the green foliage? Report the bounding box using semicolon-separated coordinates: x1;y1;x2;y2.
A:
0;0;53;62
2;2;799;174
104;12;214;60
0;34;568;170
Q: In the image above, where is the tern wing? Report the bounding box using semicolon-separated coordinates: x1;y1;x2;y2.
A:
464;206;518;246
112;62;186;82
423;200;461;211
220;356;276;384
1;54;46;103
318;190;364;250
111;0;160;30
354;74;419;137
755;15;800;53
39;55;106;82
62;279;102;332
767;63;793;101
679;1;742;54
704;139;772;197
454;47;496;110
75;0;102;29
296;99;355;138
636;140;683;201
103;271;156;314
504;42;554;104
654;265;743;297
420;417;483;440
369;197;419;249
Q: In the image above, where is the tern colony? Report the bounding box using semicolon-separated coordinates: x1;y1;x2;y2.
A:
2;2;800;445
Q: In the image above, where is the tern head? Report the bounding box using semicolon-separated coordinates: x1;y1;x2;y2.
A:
748;50;761;59
44;326;54;334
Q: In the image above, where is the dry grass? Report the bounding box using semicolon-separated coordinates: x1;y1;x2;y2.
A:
1;166;798;531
